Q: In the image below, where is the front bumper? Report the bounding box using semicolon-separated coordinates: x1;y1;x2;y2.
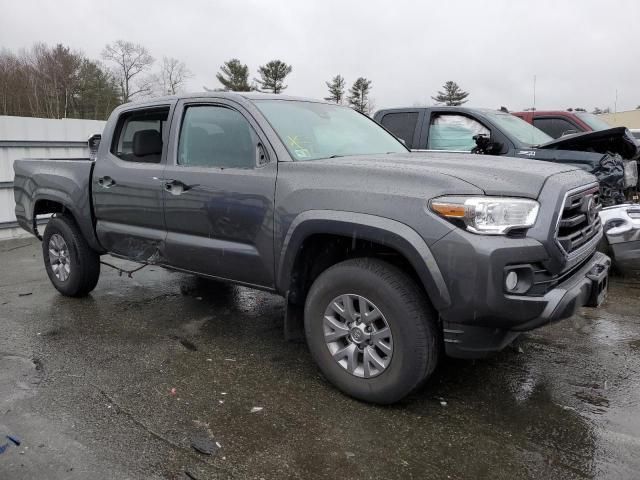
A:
600;203;640;272
437;242;610;358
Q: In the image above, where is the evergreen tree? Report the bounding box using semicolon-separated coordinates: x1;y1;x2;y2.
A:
254;60;292;93
431;81;469;106
324;74;345;104
74;59;120;119
348;77;372;114
215;58;251;91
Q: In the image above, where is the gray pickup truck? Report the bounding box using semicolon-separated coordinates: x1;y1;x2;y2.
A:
14;93;610;404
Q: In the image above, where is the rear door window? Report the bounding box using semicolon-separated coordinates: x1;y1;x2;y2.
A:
111;108;169;163
427;114;489;151
379;112;419;148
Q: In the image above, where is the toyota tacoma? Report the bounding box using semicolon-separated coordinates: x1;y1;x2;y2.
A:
14;93;610;403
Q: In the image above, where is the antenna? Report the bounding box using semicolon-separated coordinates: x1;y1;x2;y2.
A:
531;74;537;145
533;74;536;111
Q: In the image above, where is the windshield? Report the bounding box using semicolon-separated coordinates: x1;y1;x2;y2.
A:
254;100;407;161
575;112;612;131
483;111;552;146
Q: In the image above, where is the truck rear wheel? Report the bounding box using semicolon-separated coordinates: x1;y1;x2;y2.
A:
42;215;101;297
304;258;440;404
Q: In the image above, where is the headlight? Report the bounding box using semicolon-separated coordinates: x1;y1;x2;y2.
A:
623;160;638;188
430;196;540;235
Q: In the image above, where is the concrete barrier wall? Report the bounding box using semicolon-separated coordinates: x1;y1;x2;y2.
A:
0;116;105;239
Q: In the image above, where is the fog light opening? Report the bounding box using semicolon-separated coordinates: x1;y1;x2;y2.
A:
505;271;519;292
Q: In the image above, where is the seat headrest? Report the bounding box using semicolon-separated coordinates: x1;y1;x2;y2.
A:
132;129;162;157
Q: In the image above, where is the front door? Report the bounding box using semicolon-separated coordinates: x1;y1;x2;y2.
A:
162;99;277;288
422;112;490;152
93;105;172;260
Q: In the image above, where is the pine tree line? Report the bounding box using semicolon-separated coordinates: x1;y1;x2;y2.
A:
324;74;374;115
210;58;293;94
2;43;477;121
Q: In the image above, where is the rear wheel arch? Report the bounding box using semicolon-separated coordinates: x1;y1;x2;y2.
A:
32;198;73;239
32;195;104;253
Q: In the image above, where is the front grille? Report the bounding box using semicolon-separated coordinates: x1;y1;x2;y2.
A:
556;184;602;256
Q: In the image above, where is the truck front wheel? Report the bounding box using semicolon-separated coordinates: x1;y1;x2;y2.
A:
304;258;440;404
42;215;101;297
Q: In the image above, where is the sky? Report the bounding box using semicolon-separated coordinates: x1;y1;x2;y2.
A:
1;0;638;112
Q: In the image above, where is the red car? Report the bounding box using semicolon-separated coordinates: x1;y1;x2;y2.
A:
512;110;612;138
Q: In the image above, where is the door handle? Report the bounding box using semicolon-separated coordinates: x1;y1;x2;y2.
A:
97;176;116;188
163;179;192;195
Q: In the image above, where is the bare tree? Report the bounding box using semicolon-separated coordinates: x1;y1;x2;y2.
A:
102;40;154;102
156;56;191;95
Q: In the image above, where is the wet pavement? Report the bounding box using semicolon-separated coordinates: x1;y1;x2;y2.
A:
0;237;639;480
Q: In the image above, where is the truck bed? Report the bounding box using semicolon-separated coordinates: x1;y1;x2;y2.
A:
13;158;99;249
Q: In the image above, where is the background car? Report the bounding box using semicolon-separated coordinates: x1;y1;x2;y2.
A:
512;110;613;138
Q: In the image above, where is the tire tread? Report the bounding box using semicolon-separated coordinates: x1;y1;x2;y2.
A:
42;214;100;297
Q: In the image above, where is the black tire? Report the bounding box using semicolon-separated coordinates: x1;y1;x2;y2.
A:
304;258;440;404
42;215;101;297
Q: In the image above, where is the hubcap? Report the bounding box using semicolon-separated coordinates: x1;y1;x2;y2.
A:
48;234;71;282
323;294;393;378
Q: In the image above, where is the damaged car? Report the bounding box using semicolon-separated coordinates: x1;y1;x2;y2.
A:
374;106;640;269
14;93;610;403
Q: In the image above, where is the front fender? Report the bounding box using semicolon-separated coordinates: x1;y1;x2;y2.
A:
276;210;451;311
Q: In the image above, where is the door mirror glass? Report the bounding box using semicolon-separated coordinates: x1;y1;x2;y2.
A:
88;134;101;161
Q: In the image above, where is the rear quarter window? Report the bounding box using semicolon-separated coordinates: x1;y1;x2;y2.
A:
379;112;419;148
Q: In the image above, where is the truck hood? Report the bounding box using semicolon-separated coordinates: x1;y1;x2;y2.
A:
536;127;640;160
319;152;584;198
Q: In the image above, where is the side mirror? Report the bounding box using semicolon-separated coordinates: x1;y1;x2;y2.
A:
88;134;101;161
561;129;579;137
256;142;269;166
472;133;502;155
397;137;407;146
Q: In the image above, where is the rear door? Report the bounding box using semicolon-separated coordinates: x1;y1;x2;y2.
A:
92;105;172;260
161;98;277;288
